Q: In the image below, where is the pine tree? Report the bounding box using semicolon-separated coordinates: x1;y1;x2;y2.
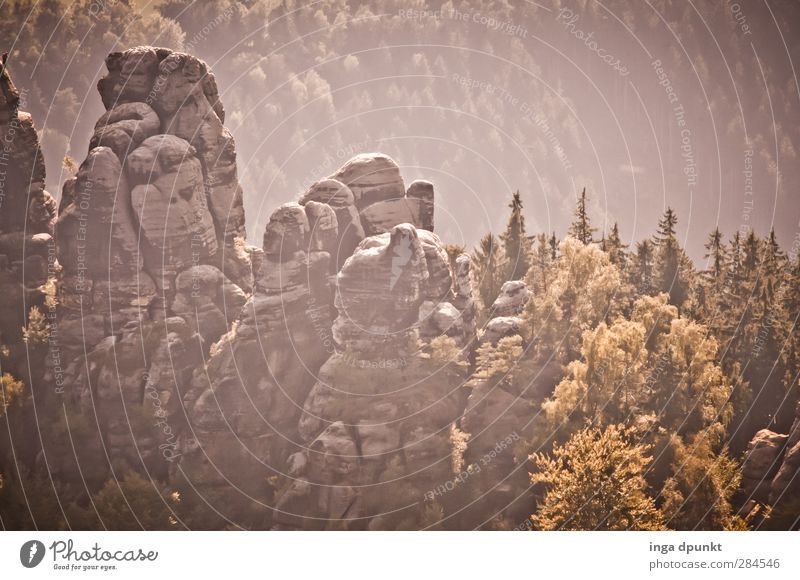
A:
760;229;786;302
470;233;508;314
742;230;761;279
501;190;532;280
727;231;743;294
568;187;596;244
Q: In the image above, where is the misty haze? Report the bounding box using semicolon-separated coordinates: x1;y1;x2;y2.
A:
0;0;798;532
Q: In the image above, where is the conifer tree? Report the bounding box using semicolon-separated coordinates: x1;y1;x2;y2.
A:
660;428;745;530
470;233;508;314
606;222;628;269
549;232;558;260
653;208;692;308
727;231;743;294
568;187;596;244
501;190;532;280
704;227;726;284
633;239;655;295
530;233;553;294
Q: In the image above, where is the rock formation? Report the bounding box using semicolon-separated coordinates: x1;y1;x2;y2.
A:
273;223;466;530
175;201;336;526
459;280;562;529
175;151;475;529
328;153;434;236
741;402;800;508
51;47;252;483
0;61;57;382
22;45;480;528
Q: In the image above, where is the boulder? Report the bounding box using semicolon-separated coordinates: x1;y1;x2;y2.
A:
127;134;218;292
90;102;161;158
489;280;531;317
300;179;364;268
330;153;404;210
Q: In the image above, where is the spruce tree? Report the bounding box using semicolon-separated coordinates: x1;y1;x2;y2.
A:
704;227;726;284
653;208;691;308
531;233;553;294
606;222;627;268
633;239;655;295
727;230;743;295
470;233;508;314
568;187;596;244
501;190;532;280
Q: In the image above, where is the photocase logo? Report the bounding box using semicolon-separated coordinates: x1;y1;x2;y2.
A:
20;540;45;568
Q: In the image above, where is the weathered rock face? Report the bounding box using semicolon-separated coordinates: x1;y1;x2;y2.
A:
489;280;531;318
329;154;435;236
299;179;364;269
0;62;57;378
331;224;451;354
741;403;800;507
51;47;251;480
174;201;337;526
170;151;476;528
741;429;789;503
273;223;469;530
459;280;561;529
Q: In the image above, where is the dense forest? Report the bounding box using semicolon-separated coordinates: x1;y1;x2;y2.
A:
0;0;799;531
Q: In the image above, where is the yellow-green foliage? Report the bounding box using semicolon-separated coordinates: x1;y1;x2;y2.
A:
541;293;732;438
429;335;466;367
530;424;666;530
660;426;746;530
475;335;524;380
22;306;50;348
0;373;24;417
449;424;470;475
83;472;177;530
522;237;621;359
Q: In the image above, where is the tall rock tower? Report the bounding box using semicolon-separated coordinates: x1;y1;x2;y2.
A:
0;59;57;384
52;47;251;483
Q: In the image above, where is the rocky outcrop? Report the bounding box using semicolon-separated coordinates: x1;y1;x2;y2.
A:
0;62;57;378
742;403;800;507
51;47;251;479
7;46;489;529
741;429;789;503
273;222;468;529
174;201;337;526
459;280;562;528
329;154;434;236
330;225;452;354
171;150;475;528
488;280;530;318
299;179;364;269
